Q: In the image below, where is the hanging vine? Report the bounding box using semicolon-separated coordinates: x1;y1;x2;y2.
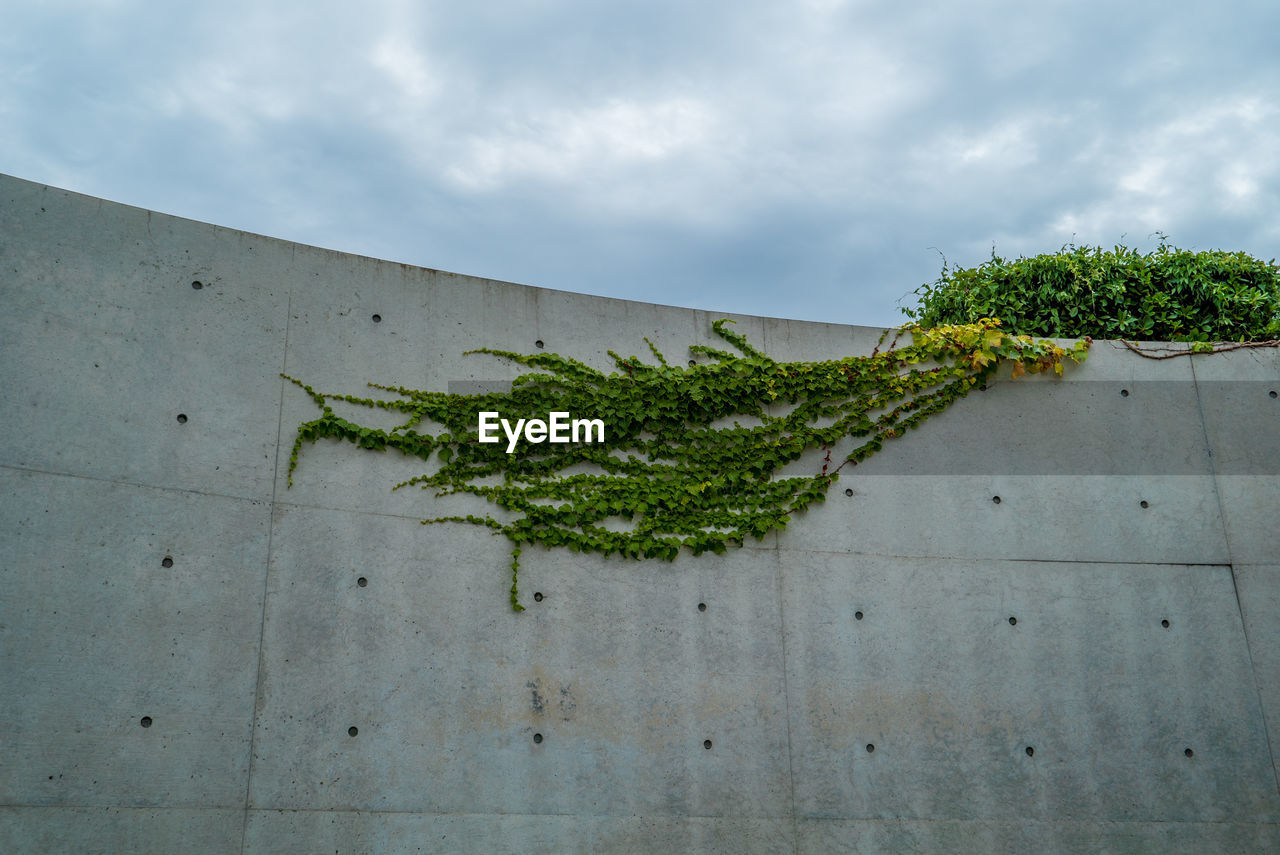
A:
283;318;1090;610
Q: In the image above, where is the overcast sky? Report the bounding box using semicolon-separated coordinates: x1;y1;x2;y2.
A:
3;1;1278;326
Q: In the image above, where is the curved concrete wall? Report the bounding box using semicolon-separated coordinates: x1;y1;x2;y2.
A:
2;172;1279;853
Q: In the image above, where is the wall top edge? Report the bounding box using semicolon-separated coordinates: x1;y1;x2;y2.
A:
0;171;1256;352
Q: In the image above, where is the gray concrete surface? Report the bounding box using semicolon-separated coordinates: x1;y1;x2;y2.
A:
2;171;1279;853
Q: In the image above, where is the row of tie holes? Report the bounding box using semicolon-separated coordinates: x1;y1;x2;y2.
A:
137;704;1199;761
842;488;1156;511
171;393;1279;427
181;289;1280;413
140;708;1197;761
135;715;1199;759
167;404;1197;524
154;557;1185;636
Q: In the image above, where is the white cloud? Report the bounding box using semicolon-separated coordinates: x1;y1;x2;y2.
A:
1219;161;1259;204
954;120;1039;167
1117;158;1168;197
370;37;440;103
444;97;717;192
151;61;302;141
1111;97;1276;215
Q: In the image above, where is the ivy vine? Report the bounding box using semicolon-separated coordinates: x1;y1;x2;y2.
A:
283;319;1089;610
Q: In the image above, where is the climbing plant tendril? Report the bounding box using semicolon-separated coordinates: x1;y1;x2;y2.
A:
283;318;1089;610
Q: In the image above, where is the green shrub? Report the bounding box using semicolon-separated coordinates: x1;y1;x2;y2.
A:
903;242;1280;341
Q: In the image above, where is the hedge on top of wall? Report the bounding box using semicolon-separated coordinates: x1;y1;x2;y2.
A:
903;241;1280;343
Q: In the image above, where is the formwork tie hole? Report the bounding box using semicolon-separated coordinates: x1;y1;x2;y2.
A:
866;743;875;753
371;314;381;323
1162;619;1170;628
845;488;854;497
992;495;1002;504
190;280;203;290
357;577;368;587
348;726;358;737
1140;500;1149;509
161;556;173;568
1269;390;1277;398
855;610;864;621
1026;746;1034;757
1185;747;1194;757
1121;389;1129;397
534;733;543;744
176;413;188;424
534;592;543;602
535;340;544;349
703;740;713;750
1009;616;1017;626
140;716;152;728
698;602;706;612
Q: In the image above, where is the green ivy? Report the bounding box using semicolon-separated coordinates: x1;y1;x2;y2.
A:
284;319;1089;610
904;242;1280;342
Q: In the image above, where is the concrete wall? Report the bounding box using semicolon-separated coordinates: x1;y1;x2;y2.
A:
2;171;1279;853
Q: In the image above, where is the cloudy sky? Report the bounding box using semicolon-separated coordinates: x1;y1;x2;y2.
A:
3;1;1278;326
